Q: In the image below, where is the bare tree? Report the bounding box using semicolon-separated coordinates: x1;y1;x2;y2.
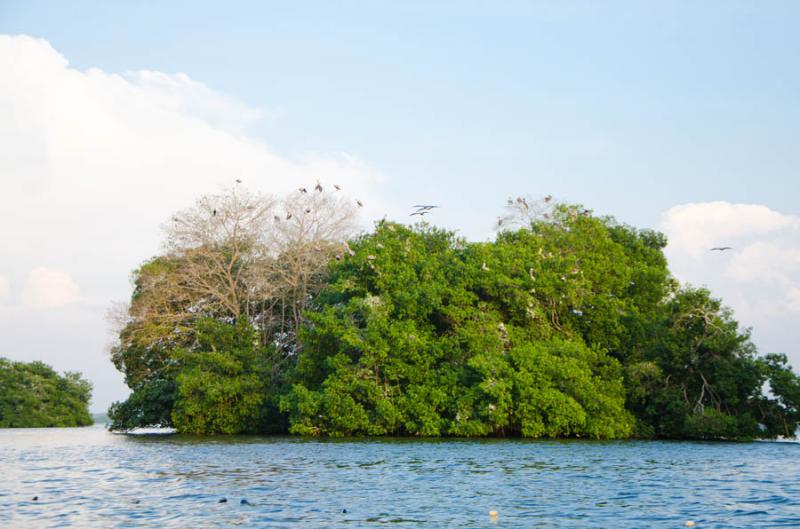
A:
109;184;358;388
159;185;356;343
164;187;278;319
262;189;358;352
496;195;557;231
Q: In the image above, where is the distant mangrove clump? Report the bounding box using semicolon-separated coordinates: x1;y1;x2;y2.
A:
0;358;93;428
108;187;800;440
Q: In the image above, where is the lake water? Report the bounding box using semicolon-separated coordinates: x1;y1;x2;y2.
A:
2;425;799;528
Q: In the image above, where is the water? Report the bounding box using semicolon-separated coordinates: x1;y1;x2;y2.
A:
2;425;799;528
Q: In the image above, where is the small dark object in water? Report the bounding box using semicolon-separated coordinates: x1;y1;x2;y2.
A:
240;499;251;505
132;499;140;504
218;498;227;503
342;508;347;514
32;496;38;501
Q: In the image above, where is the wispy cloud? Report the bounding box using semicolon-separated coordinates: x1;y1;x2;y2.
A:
20;267;81;309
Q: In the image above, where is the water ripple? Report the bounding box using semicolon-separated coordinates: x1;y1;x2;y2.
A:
1;426;799;528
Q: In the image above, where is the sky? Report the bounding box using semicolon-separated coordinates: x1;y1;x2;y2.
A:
0;1;798;411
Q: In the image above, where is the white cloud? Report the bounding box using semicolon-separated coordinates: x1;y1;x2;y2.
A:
661;201;800;365
0;275;9;299
660;201;798;259
126;70;265;133
21;267;81;309
0;34;388;408
725;242;800;285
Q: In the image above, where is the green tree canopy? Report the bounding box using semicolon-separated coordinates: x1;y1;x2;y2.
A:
282;221;633;438
625;287;800;439
0;358;93;428
171;318;284;434
108;187;356;430
108;190;800;440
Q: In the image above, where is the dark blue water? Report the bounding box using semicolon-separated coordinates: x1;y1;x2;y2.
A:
2;425;799;528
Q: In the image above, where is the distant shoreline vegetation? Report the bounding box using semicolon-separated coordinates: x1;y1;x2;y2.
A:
107;188;800;440
0;358;93;428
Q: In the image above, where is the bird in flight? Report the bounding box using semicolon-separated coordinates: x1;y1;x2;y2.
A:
356;200;363;208
285;212;293;220
334;184;341;191
710;247;733;251
314;181;323;192
235;179;242;184
298;187;308;193
544;195;552;203
411;205;438;217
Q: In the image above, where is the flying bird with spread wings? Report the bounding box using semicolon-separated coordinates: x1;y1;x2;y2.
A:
710;247;733;251
410;204;438;217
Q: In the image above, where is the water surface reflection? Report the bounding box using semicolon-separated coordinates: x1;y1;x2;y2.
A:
2;426;799;528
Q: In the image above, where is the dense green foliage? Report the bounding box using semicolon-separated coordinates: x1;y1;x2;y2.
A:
0;358;93;428
282;220;633;437
109;194;800;439
624;288;800;439
171;319;286;434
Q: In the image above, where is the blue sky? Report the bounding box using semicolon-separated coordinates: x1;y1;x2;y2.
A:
1;1;799;409
3;1;799;231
